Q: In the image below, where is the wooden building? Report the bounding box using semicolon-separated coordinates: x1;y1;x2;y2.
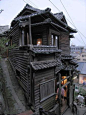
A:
8;4;78;115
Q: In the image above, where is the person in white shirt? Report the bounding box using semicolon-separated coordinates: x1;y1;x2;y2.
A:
77;93;84;107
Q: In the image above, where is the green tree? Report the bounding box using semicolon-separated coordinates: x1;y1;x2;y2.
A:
0;37;15;74
0;37;15;59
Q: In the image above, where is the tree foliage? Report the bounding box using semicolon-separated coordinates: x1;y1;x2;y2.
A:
0;37;15;59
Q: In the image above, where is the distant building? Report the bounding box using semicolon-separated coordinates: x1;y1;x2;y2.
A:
76;52;86;62
70;45;86;62
77;62;86;85
70;45;84;57
0;25;9;36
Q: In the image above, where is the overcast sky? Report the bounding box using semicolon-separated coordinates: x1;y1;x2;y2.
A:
0;0;86;46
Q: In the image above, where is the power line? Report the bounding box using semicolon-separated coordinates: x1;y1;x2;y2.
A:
60;0;86;46
48;0;86;45
60;0;86;44
60;0;86;39
23;0;27;4
28;0;38;8
23;0;86;45
49;0;86;41
49;0;60;12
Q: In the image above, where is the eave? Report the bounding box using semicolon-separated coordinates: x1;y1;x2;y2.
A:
61;55;73;60
49;12;77;33
30;60;57;70
31;45;62;54
13;11;77;33
69;34;74;38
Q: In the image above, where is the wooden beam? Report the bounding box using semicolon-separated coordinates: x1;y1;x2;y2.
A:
29;17;32;44
58;73;61;115
69;70;72;85
22;28;24;45
19;21;29;27
51;35;53;46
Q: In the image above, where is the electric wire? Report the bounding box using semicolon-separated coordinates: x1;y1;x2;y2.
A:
22;0;86;64
60;0;86;45
60;0;86;39
49;0;86;45
22;0;85;45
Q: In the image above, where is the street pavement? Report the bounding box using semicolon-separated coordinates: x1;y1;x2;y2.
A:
63;106;86;115
1;58;26;114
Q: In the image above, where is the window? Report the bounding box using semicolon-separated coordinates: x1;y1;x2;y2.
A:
77;59;80;61
37;38;42;45
40;80;55;100
20;28;30;46
51;34;59;48
83;59;86;61
32;34;42;45
82;55;86;57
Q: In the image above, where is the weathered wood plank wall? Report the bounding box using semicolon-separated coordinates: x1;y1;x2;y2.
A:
8;23;20;46
59;33;70;55
9;48;30;99
34;68;55;112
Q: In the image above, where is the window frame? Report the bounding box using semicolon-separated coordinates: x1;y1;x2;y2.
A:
40;78;55;102
48;29;60;48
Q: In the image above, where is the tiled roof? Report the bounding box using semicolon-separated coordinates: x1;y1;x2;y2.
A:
14;10;48;21
77;62;86;74
30;60;57;70
70;60;78;65
24;4;43;13
32;46;61;54
14;4;45;21
0;25;9;34
61;55;73;60
54;12;63;20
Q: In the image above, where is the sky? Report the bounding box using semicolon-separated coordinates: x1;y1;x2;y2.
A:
0;0;86;46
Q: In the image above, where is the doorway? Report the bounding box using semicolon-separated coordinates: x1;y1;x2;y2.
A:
61;84;69;114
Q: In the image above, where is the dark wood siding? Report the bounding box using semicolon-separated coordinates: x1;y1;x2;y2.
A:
8;24;20;46
34;68;55;112
32;26;48;45
59;33;70;55
9;48;30;99
42;28;48;45
34;54;54;61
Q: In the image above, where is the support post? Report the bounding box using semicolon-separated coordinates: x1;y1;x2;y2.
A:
19;30;22;46
55;36;58;47
22;28;24;45
51;35;53;46
58;73;61;115
29;16;32;44
69;70;71;107
69;70;72;85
